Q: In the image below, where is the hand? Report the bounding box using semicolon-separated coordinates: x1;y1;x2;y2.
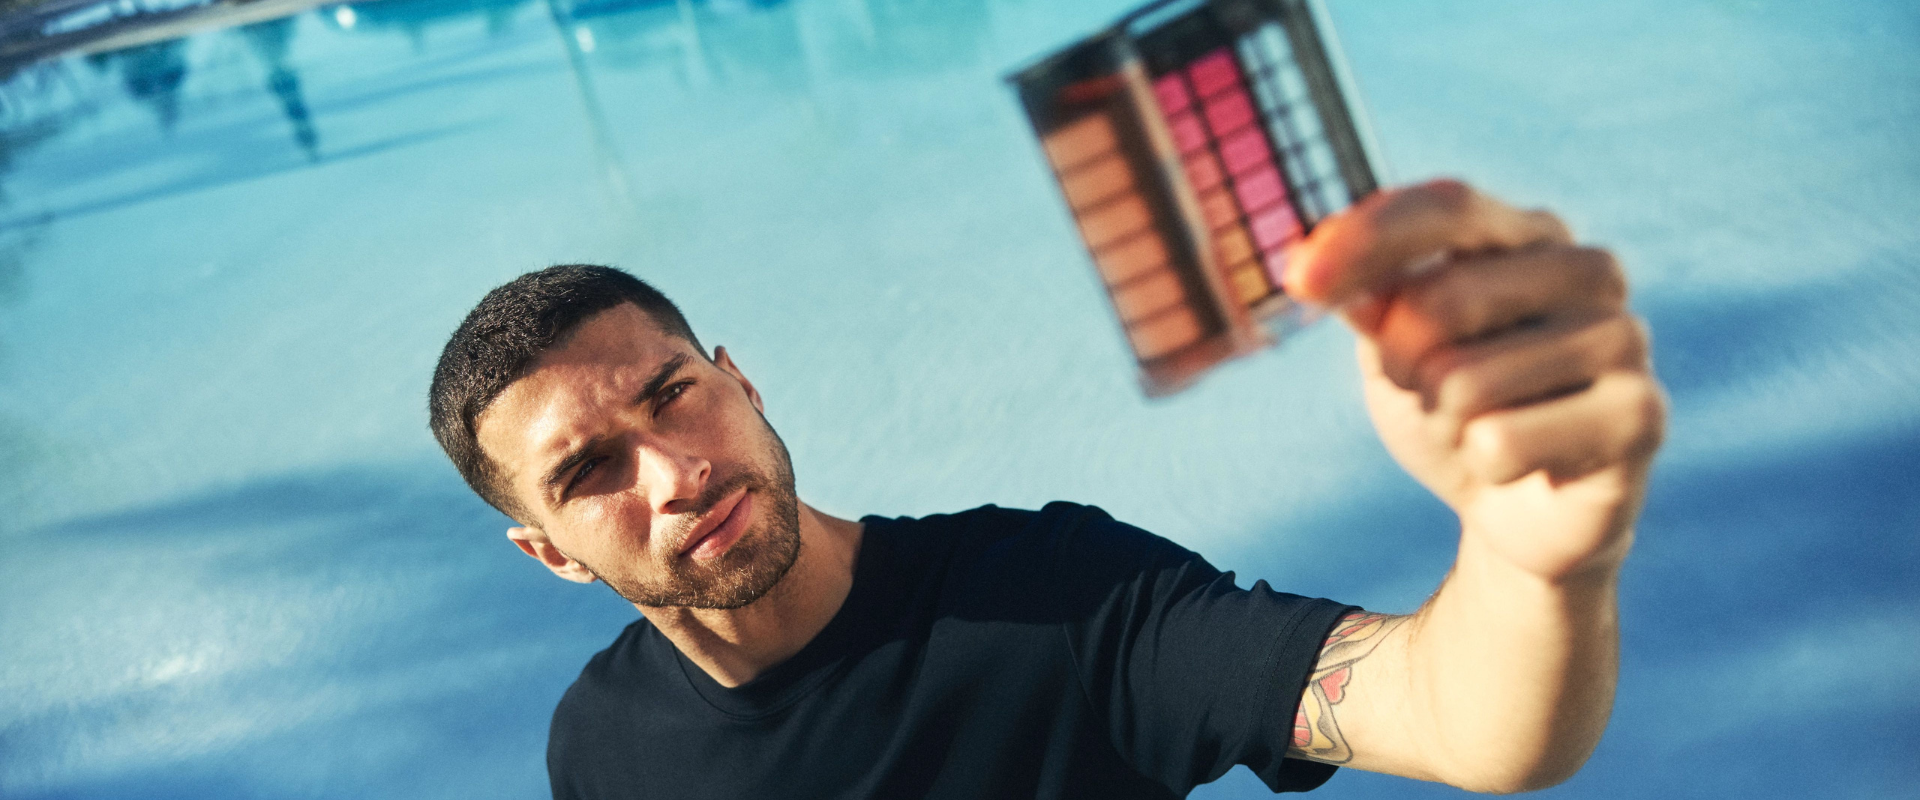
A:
1284;180;1667;581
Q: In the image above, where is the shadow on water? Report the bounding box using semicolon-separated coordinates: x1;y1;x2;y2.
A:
1183;232;1920;800
1202;339;1919;800
11;220;1916;800
1225;245;1920;602
1198;413;1919;800
7;408;1915;800
4;243;1917;797
1633;253;1920;402
1;462;639;799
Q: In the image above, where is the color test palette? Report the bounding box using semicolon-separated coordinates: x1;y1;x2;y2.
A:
1011;0;1380;395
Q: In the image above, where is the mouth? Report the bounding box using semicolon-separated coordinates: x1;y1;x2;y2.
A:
678;488;752;562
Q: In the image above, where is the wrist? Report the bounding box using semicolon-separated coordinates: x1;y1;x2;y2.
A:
1453;525;1629;594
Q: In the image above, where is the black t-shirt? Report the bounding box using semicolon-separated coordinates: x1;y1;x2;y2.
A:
548;502;1354;799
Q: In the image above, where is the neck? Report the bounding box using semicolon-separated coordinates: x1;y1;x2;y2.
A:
637;502;863;688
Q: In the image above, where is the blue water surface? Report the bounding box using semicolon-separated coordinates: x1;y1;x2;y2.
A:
0;0;1916;797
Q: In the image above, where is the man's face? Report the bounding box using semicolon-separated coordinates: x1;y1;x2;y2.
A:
475;304;801;609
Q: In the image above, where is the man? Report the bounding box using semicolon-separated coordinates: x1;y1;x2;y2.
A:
428;180;1665;798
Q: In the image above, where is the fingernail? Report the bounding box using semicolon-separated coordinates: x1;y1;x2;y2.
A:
1278;241;1316;299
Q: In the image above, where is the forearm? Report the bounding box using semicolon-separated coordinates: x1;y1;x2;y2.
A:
1278;180;1662;791
1405;528;1624;793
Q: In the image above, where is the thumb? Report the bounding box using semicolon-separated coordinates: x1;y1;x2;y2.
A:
1282;237;1392;334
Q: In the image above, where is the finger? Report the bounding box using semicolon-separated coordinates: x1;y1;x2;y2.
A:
1460;370;1668;485
1283;179;1573;311
1424;314;1651;441
1372;246;1629;389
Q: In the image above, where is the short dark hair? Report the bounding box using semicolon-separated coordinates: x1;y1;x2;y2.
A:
429;264;703;519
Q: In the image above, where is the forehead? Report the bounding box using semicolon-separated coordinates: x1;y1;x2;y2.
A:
474;304;694;481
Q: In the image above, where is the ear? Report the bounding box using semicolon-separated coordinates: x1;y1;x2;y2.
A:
711;345;764;414
506;526;598;584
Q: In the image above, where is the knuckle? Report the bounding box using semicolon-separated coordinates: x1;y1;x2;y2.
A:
1610;376;1668;456
1378;299;1446;378
1632;317;1655;358
1368;331;1421;391
1417;178;1476;214
1464;413;1513;456
1423;258;1517;341
1616;316;1651;367
1463;416;1525;478
1592;314;1652;372
1572;246;1628;303
1580;313;1636;359
1382;355;1421;392
1529;209;1574;242
1410;276;1475;339
1635;380;1670;444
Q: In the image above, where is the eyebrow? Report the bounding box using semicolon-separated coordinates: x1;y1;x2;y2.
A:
536;352;693;505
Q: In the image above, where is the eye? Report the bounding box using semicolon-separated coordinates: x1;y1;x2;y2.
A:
657;380;694;409
566;457;605;494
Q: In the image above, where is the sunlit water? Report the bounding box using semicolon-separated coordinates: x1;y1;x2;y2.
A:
0;0;1915;797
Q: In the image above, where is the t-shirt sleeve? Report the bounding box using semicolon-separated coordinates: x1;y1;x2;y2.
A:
1042;502;1355;795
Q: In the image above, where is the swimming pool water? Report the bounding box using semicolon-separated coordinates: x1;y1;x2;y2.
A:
1;0;1916;797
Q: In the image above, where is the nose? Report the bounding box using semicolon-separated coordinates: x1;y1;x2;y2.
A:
635;442;711;516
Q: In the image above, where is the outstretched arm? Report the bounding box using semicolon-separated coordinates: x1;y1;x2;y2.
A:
1280;180;1665;793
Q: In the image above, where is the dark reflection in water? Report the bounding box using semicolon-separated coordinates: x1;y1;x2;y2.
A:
1;463;617;799
98;38;189;131
237;18;319;160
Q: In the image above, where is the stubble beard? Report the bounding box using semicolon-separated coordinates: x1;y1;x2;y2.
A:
586;422;803;610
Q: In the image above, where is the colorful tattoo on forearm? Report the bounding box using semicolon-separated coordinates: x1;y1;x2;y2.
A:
1290;610;1407;764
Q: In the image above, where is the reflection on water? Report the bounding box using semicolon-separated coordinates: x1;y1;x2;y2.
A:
239;17;319;160
0;0;1004;199
99;38;188;129
8;0;1009;104
74;16;320;157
